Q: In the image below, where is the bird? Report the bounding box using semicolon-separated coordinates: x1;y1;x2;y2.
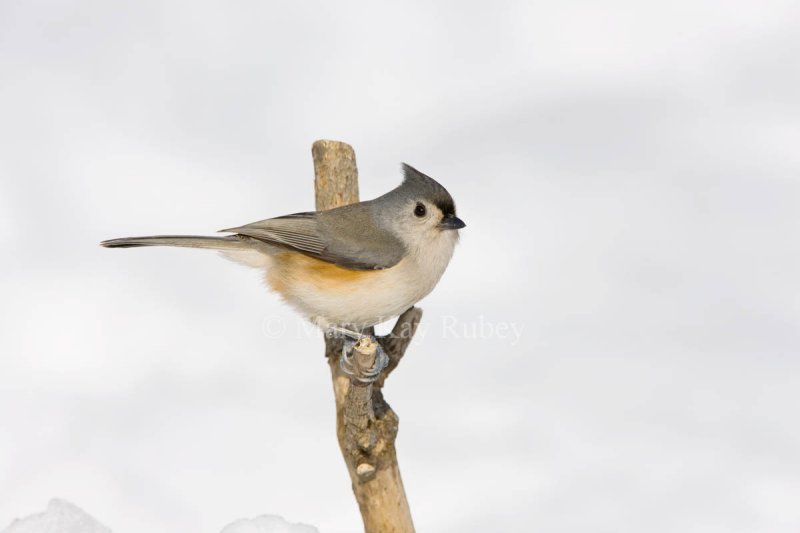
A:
101;164;465;337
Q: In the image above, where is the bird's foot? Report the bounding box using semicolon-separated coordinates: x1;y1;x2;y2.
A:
340;334;389;384
326;325;364;341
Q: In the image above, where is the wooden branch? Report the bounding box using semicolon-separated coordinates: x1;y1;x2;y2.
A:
312;140;360;211
376;307;423;388
313;140;416;533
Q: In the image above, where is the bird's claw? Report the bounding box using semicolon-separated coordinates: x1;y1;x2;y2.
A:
340;335;388;384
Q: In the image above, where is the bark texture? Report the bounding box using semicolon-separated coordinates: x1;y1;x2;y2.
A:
312;140;418;533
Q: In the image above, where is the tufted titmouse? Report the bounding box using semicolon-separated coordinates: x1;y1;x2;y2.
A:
101;164;465;333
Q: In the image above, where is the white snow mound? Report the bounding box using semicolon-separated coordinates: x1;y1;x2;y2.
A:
219;515;319;533
2;501;317;533
1;499;111;533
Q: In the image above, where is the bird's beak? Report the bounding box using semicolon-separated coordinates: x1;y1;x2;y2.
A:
439;214;466;230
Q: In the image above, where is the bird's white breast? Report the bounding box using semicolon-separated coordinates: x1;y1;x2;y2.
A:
225;230;458;329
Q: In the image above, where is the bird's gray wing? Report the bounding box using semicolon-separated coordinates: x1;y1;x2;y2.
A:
221;205;405;270
223;213;326;255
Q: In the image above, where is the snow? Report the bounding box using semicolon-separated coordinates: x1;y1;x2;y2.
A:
219;515;318;533
1;501;316;533
1;500;110;533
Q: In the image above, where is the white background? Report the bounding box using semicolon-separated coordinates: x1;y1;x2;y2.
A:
1;1;799;532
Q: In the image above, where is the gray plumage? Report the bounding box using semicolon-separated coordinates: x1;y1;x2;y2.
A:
100;235;247;250
220;206;405;270
101;164;460;271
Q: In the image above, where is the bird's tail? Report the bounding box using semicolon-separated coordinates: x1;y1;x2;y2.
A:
100;235;247;250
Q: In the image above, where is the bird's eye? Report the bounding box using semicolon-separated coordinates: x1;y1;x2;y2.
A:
414;203;427;217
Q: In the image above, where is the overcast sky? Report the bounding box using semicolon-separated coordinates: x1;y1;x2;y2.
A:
1;1;799;532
